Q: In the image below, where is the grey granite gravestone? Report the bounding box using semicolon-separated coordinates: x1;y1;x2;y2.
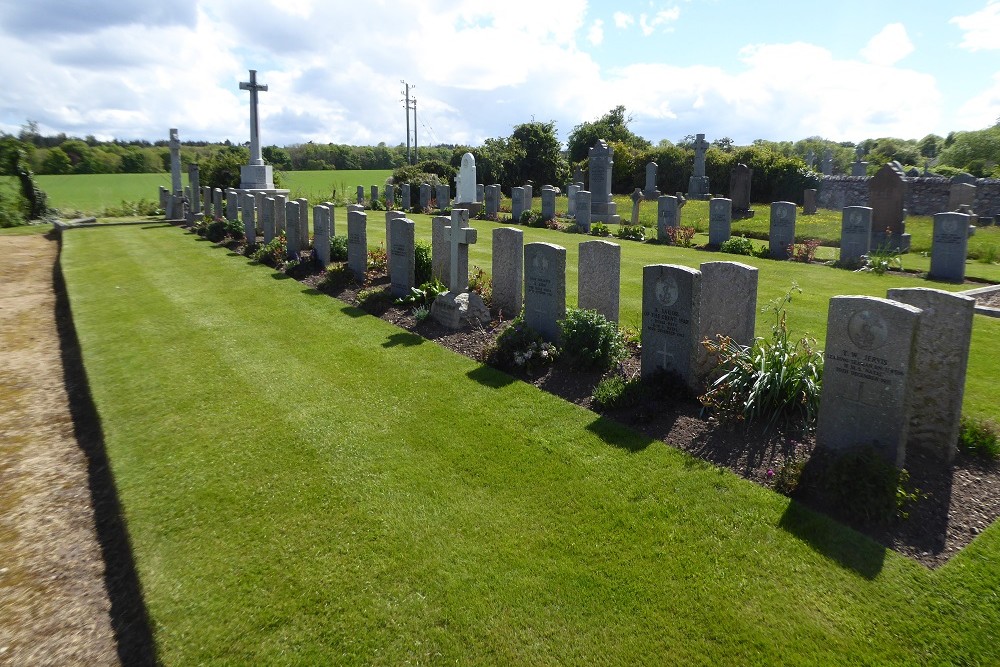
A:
567;184;580;217
388;217;415;298
576;191;592;232
708;198;732;246
436;184;450;210
485;184;500;220
384;209;405;254
524;242;567;342
948;183;976;211
687;133;710;199
262;197;276;245
213;188;223;219
200;186;211;219
295;198;310;250
887;287;975;462
384;184;394;209
253;192;267;231
285;200;300;260
578;240;621;323
401;183;411;211
803;188;817;215
273;194;287;233
928;212;970;282
242;194;256;244
356;185;365;205
768;201;797;259
492;227;524;317
588;140;620;223
370;185;379;205
419;183;431;211
476;183;484;203
347;207;367;280
657;195;680;240
820;149;833;176
313;205;331;266
851;160;868;177
630;189;642;225
322;201;336;237
159;186;168;213
523;185;533;213
839;206;872;266
431;209;490;328
696;261;758;380
815;296;923;467
869;162;911;251
729;163;753;218
431;216;449;283
643;161;661;199
541;186;556;220
640;264;702;390
226;189;238;222
169;128;181;195
511;186;525;222
188;164;201;219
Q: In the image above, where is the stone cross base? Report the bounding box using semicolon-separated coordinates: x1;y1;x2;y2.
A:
870;230;912;253
431;291;491;329
733;208;755;219
687;176;710;200
643;189;661;200
592;214;622;225
240;164;275;190
454;201;483;217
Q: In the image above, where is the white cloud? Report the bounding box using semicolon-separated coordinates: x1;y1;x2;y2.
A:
860;23;914;66
613;11;634;29
638;7;681;36
950;1;1000;51
954;72;1000;129
588;19;604;46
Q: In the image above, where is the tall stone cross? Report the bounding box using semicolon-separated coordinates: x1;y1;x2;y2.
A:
444;209;476;292
239;69;268;167
692;133;709;177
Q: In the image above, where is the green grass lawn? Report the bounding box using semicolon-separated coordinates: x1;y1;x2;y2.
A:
61;224;1000;664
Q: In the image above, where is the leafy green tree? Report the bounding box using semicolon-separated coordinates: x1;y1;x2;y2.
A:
262;145;292;170
918;134;943;159
40;147;72;174
566;106;651;163
509;120;569;187
199;145;250;189
939;124;1000;176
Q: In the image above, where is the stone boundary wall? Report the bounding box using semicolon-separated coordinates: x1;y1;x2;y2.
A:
817;176;1000;217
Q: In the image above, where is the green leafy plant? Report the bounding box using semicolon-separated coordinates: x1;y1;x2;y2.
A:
558;308;628;371
590;222;611;237
412;304;431;322
615;224;645;241
718;235;755;255
330;235;348;262
789;239;822;263
414;241;432;285
485;315;558;372
319;263;356;292
394;278;448;308
958;416;1000;460
768;450;807;496
357;286;393;312
469;266;493;307
856;245;903;275
100;198;159;218
665;225;697;247
367;243;388;273
368;198;385;211
545;217;562;231
700;286;823;431
520;210;546;227
592;374;644;410
249;233;287;267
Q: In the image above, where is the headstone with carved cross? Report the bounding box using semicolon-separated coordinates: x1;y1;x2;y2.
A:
640;264;702;391
238;69;276;190
430;209;490;328
523;242;566;342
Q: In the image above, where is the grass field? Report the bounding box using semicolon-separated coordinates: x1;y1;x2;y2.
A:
61;223;1000;664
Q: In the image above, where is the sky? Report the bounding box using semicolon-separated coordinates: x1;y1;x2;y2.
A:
1;0;998;149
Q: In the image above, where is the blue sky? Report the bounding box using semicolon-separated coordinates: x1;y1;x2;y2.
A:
0;0;997;148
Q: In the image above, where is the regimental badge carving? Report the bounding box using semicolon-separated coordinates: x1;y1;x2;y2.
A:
848;309;888;350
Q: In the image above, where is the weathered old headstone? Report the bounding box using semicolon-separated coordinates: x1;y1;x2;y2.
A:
640;264;702;390
768;201;797;259
356;185;365;205
384;184;394;209
436;184;450;210
948;182;976;211
687;133;710;199
313;204;331;266
347;207;367;280
188;164;201;218
588;140;620;224
159;186;168;213
388;217;415;298
887;287;974;462
697;261;758;379
928;212;970;282
511;186;525;222
213;188;223;219
578;240;620;323
524;242;567;342
285;200;300;260
431;216;449;283
708;197;732;246
238;69;275;190
820;149;833;176
492;227;523;317
576;191;592;232
476;183;484;203
851;152;869;177
729;163;753;218
803;188;817;215
273;194;287;233
385;210;405;253
815;296;923;467
484;184;500;219
296;198;310;250
657;195;680;241
242;194;257;244
541;186;556;220
225;189;239;222
522;185;533;212
262;197;276;245
431;209;490;328
869;162;911;251
323;201;336;236
169;128;181;195
456;152;477;203
401;183;411;211
567;184;580;218
419;183;430;211
370;185;379;205
200;186;211;218
643;161;661;199
630;188;642;225
574;165;584;185
840;206;873;266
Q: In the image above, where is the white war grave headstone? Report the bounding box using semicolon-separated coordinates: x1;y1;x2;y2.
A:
431;209;490;328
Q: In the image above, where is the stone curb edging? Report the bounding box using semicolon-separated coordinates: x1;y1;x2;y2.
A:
960;283;1000;318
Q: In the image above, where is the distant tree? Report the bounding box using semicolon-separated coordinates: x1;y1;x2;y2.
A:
939;125;1000;176
566;106;651;163
199;145;250;189
509;120;569;186
918;134;944;159
40;147;72;174
712;137;735;152
262;145;292;170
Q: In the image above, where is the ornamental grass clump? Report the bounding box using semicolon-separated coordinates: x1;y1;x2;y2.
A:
700;287;823;431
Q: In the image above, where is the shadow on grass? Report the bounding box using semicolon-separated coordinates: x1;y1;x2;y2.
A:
585;415;654;453
269;272;292;280
140;224;172;230
383;332;424;348
340;305;368;319
466;365;516;389
778;500;886;580
53;250;158;666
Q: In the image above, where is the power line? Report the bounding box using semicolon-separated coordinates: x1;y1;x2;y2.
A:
400;81;417;165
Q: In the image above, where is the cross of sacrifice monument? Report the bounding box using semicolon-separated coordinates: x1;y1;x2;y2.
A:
445;213;477;291
238;69;278;191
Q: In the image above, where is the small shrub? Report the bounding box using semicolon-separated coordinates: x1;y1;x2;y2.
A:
330;235;348;262
412;304;431;322
558;308;627;371
367;243;388;273
700;286;823;431
815;446;923;524
100;198;159;217
414;241;432;285
545;217;562;231
590;222;611;237
958;416;1000;460
665;226;697;248
615;224;645;241
469;266;493;307
319;263;356;291
357;286;392;312
520;210;546;227
789;239;821;262
204;217;243;242
368;199;385;211
395;278;448;308
856;245;903;275
592;374;644;410
249;233;287;267
719;235;755;255
485;315;558;372
769;453;807;496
